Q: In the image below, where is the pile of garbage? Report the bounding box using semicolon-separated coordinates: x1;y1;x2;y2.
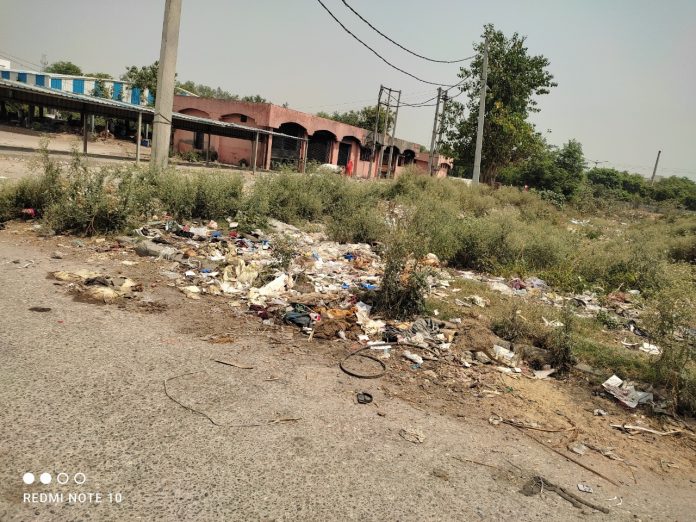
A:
50;269;142;303
455;270;660;354
458;271;641;317
128;217;463;347
132;217;382;304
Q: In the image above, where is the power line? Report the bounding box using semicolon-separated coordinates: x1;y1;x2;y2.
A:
587;159;696;176
314;0;451;86
400;78;466;106
0;50;44;71
402;89;465;108
341;0;475;64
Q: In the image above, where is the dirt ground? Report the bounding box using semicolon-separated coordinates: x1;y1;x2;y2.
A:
1;218;695;521
0;126;252;181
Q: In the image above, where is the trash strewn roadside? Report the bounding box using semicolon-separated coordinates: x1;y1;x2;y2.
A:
601;374;653;409
51;270;142;303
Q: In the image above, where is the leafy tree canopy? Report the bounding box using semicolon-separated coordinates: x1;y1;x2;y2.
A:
176;81;268;103
499;139;585;197
45;61;82;75
86;72;113;80
317;105;394;134
121;61;159;100
440;24;556;183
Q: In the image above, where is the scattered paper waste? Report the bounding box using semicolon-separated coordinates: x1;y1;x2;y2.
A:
602;375;653;408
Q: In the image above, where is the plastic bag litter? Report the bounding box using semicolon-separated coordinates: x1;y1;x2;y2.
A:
51;269;100;282
222;258;259;286
248;274;288;303
542;317;564;328
526;277;548;289
362;319;386;337
53;271;141;303
403;350;424;365
489;281;514;296
189;226;209;238
639;342;662;355
135;240;180;261
181;285;202;299
355;302;372;324
602;375;653;408
492;344;520;367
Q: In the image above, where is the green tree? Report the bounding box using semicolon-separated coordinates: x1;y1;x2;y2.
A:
122;62;159;103
652;176;696;210
317;105;393;133
175;81;267;102
498;140;585;197
585;167;650;201
177;80;236;99
440;24;556;183
556;139;584;177
86;72;113;79
241;94;268;103
45;61;82;75
86;73;114;99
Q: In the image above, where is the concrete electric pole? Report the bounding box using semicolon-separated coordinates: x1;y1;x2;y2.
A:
472;36;488;184
650;150;662;185
151;0;183;170
427;87;442;176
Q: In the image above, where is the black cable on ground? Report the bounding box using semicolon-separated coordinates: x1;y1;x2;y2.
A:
340;346;387;379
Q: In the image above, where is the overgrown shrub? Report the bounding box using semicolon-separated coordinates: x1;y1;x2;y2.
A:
156;170;243;221
178;150;202;163
0;141;63;220
325;184;386;244
491;305;532;342
643;283;696;413
43;155;157;235
544;306;576;373
372;211;429;319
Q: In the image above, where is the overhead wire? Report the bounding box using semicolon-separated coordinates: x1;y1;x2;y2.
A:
314;0;451;86
401;80;467;107
0;50;43;71
341;0;475;64
401;89;465;108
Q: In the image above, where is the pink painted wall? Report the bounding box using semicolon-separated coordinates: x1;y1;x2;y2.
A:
172;96;452;177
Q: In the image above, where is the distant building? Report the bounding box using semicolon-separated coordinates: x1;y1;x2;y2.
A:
0;68;153;106
172;96;452;177
0;59;11;70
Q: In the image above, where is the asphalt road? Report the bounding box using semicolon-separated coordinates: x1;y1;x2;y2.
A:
0;238;675;521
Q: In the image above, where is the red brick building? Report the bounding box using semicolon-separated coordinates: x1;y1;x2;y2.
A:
172;96;452;177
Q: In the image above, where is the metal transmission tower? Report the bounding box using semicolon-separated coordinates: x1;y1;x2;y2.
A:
427;87;442;176
385;89;401;178
368;85;384;179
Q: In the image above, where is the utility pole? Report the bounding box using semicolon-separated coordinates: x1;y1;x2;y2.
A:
386;89;401;178
368;85;383;179
427;87;442;176
472;36;489;184
151;0;182;170
650;150;662;185
377;87;392;178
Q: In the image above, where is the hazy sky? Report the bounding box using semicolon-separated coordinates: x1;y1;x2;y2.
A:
1;0;694;179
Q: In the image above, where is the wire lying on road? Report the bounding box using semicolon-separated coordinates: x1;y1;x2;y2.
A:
164;371;302;427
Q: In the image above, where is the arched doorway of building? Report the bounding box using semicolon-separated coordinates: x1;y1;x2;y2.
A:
271;122;305;169
307;130;337;164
